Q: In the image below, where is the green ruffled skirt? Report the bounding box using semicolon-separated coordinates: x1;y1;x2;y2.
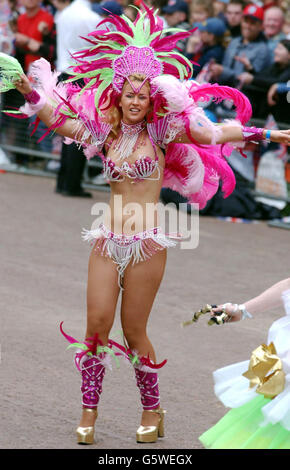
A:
199;395;290;449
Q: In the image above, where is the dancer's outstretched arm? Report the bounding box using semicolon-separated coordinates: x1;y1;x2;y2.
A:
14;74;91;142
212;278;290;322
216;124;290;146
177;119;290;147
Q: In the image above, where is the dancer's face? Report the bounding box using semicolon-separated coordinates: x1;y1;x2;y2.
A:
120;80;151;124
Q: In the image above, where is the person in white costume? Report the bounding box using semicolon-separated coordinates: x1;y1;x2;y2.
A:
199;278;290;449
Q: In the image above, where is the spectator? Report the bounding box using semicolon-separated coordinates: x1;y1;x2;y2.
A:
190;0;214;24
213;0;228;23
55;0;102;197
162;0;189;28
225;0;245;39
209;4;270;87
15;0;55;73
238;39;290;121
16;0;56;154
0;0;14;54
8;0;22;35
186;18;227;77
92;0;123;17
186;0;214;60
263;6;286;60
2;0;55;162
162;0;190;54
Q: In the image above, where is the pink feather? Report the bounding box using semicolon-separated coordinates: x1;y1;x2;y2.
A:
163;143;204;196
163;141;236;210
188;82;252;124
151;31;193;52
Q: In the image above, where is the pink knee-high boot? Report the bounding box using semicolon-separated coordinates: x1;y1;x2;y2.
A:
60;323;111;444
134;365;161;410
134;362;166;443
100;337;167;443
80;353;107;409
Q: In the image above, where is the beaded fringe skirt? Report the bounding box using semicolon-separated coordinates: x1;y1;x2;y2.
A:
82;223;178;288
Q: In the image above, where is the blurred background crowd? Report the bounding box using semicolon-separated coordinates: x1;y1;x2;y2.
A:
0;0;289;218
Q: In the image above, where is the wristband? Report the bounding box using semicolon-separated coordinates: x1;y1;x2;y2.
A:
24;89;41;104
223;303;252;320
265;130;271;143
238;304;252;320
20;88;46;116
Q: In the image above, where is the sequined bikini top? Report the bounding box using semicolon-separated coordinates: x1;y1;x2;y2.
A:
102;156;160;182
101;120;160;182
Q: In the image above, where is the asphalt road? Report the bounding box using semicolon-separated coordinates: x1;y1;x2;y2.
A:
1;171;289;450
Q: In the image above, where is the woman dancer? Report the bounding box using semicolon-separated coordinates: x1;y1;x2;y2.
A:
199;278;290;448
4;4;290;445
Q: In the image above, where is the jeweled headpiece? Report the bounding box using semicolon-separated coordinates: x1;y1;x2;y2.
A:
113;46;163;94
67;3;195;110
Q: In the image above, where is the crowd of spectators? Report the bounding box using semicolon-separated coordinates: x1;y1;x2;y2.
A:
0;0;289;197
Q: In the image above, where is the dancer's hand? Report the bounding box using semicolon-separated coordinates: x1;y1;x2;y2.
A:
266;129;290;145
211;304;243;322
14;74;33;95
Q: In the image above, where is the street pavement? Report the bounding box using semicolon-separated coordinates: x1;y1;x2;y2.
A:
1;171;289;450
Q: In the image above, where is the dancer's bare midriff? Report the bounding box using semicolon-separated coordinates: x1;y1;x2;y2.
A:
104;132;165;234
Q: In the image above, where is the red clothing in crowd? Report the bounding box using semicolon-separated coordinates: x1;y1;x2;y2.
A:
17;8;54;71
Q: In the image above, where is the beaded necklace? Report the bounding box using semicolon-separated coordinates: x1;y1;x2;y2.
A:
113;120;146;160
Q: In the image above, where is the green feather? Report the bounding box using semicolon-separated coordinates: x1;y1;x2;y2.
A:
91;39;125;50
94;79;110;111
64;69;103;82
159;56;186;80
67;343;88;351
0;53;24;92
131;11;149;46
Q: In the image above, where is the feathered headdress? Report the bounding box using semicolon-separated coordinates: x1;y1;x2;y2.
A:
65;2;196;111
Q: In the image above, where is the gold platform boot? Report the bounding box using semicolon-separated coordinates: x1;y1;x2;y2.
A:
136;408;166;443
76;353;106;445
76;408;98;445
134;364;166;443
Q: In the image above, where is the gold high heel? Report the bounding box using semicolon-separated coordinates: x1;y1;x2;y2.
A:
136;408;166;443
76;408;98;445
